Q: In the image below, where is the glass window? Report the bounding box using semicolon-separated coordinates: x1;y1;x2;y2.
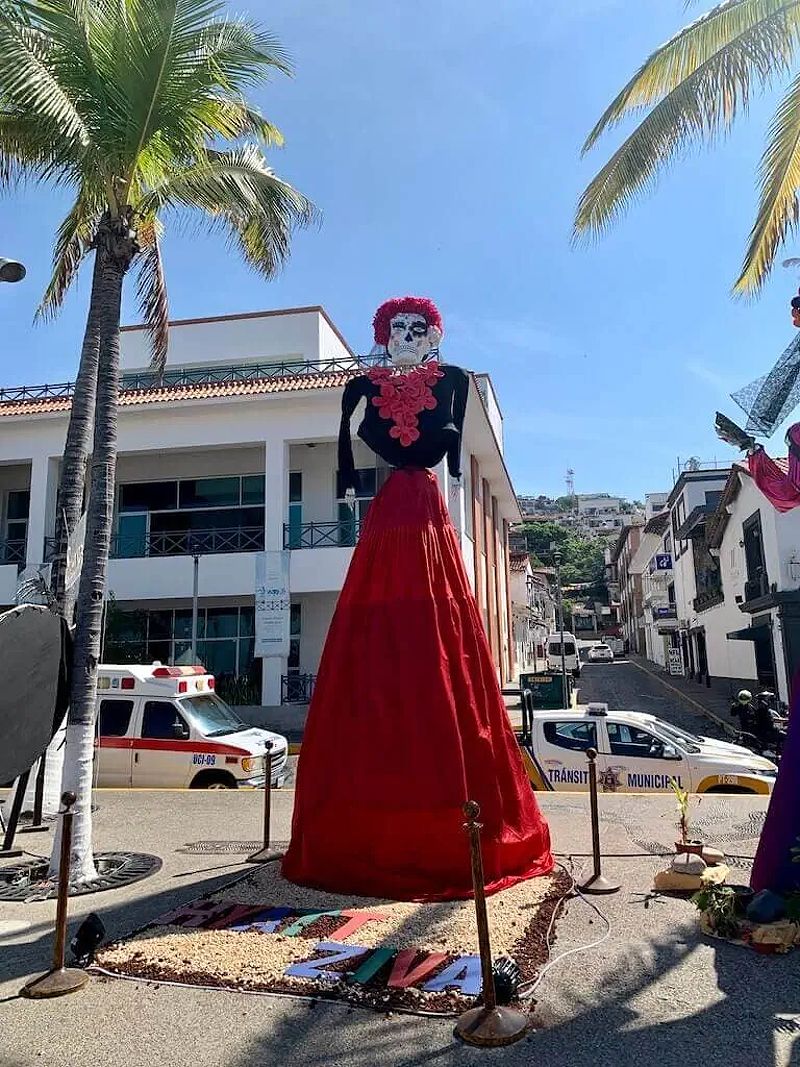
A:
290;603;301;637
148;610;173;640
607;722;665;758
238;637;255;675
543;721;597;752
289;472;303;504
116;513;147;558
141;701;187;739
242;475;265;505
120;481;177;512
179;477;240;509
336;467;377;500
7;489;30;520
174;610;194;640
198;638;237;678
179;693;243;736
110;610;147;643
147;640;171;665
205;608;239;639
98;699;134;737
239;607;254;636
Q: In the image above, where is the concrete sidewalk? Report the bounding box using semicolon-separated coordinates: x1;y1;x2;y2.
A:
2;788;795;1067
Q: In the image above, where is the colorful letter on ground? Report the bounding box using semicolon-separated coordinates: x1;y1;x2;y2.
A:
284;941;370;981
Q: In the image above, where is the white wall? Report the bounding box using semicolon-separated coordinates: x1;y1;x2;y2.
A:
295;591;339;674
119;308;349;372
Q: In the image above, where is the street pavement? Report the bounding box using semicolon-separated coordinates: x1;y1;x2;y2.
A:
1;788;796;1067
577;658;729;740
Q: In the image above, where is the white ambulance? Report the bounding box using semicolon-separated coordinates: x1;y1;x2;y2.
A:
520;704;778;795
94;664;288;789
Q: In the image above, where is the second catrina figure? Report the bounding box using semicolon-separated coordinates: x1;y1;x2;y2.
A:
282;297;553;901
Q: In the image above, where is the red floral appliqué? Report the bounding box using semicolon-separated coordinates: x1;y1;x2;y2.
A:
367;361;444;447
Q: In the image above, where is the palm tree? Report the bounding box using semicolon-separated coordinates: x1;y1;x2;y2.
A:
575;0;800;293
0;0;315;881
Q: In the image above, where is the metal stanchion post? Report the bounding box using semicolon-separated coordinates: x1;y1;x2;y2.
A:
455;801;528;1048
20;792;89;998
578;748;621;895
19;757;49;834
247;740;284;864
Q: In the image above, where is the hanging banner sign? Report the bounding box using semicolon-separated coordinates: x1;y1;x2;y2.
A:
255;551;290;658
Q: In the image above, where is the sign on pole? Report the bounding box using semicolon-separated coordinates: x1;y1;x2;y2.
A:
255;551;290;658
668;646;684;677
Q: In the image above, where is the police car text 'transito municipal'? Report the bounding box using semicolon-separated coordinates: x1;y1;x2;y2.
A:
94;664;288;789
518;704;778;795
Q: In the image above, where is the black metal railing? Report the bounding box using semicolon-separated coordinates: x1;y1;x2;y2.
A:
0;539;25;565
0;353;389;407
45;525;264;561
283;520;362;549
693;589;724;613
282;673;315;704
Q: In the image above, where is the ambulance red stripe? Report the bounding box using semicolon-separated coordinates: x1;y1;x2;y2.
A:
97;737;250;756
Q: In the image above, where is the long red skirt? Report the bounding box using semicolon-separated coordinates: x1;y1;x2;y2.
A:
282;468;553;901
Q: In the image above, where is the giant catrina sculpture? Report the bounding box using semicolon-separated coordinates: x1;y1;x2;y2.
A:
282;297;553;901
715;291;800;896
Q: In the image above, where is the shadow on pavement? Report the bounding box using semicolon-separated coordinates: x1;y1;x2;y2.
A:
222;920;799;1067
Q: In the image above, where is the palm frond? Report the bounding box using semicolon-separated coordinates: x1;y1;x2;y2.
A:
139;143;316;277
0;3;89;146
36;189;101;320
575;4;800;239
135;216;169;373
736;72;800;291
584;0;800;153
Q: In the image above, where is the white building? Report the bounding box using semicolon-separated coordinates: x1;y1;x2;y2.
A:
0;307;521;707
629;511;674;669
509;554;555;673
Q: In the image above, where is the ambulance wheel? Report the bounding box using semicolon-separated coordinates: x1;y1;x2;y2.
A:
190;770;238;790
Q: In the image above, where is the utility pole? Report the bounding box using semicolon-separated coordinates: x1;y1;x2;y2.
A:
190;553;200;663
551;544;568;703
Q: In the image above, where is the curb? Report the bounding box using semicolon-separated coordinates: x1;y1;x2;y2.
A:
627;657;734;735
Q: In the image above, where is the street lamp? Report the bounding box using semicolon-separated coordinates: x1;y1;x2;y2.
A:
551;544;568;703
0;258;26;283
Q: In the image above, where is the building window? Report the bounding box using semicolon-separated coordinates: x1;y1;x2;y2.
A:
104;605;260;693
116;475;265;557
288;603;302;675
742;511;768;600
335;466;387;546
287;472;303;549
4;488;29;563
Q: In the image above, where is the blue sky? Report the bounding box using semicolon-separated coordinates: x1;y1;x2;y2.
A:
1;0;797;499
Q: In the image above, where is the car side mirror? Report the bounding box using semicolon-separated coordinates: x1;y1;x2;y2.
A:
173;721;189;740
661;743;680;760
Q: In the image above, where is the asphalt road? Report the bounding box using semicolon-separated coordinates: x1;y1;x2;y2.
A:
576;658;728;740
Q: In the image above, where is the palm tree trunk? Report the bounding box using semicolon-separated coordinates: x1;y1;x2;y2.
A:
50;250;104;618
51;213;137;882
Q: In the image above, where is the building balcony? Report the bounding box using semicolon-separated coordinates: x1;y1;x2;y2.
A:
0;539;25;566
693;588;724;613
45;526;265;562
284;519;363;550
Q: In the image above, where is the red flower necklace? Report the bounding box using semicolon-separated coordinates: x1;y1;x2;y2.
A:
367;360;444;447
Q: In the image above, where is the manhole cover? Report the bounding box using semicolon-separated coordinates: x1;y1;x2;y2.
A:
0;851;162;901
177;840;289;855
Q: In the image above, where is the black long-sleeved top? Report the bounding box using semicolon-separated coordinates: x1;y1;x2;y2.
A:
337;364;469;493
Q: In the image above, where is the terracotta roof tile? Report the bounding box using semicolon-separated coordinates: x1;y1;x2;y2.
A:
0;371;353;419
509;552;529;573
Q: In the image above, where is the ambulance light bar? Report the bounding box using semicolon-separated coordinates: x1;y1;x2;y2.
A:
152;666;207;678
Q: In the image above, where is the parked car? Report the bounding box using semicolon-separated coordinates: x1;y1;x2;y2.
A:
94;663;288;789
546;632;581;678
587;643;614;663
518;703;777;794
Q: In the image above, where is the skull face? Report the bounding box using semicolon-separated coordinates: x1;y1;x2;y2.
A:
387;313;441;367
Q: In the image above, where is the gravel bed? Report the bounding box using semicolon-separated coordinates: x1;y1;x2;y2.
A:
94;868;571;1016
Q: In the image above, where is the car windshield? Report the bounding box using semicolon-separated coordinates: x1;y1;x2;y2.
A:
179;693;245;737
655;720;702;754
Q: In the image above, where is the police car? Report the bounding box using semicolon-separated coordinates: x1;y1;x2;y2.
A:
520;704;778;795
94;664;288;789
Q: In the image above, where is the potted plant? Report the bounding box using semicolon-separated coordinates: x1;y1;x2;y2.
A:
670;777;704;856
692;884;740;939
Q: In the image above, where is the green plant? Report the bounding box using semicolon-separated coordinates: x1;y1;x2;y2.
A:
691;884;740;938
670;776;691;844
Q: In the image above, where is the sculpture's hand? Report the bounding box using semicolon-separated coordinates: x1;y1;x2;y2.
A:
344;487;357;511
449;475;462;503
